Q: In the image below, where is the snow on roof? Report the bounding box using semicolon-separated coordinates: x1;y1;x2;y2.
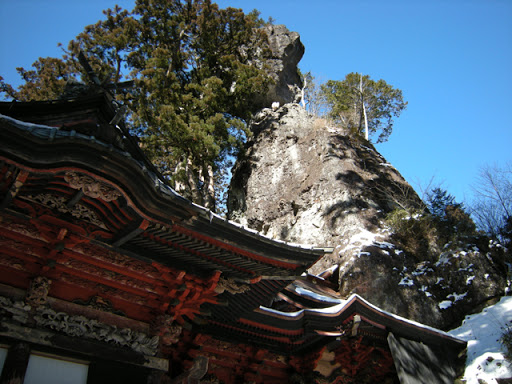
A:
258;291;465;342
293;285;345;305
346;294;464;341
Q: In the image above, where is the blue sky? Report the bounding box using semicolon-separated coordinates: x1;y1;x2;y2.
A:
1;0;511;204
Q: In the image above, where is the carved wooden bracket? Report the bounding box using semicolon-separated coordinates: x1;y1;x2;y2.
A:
153;314;183;346
153;264;221;323
29;193;107;229
26;276;51;308
64;172;121;202
214;277;250;295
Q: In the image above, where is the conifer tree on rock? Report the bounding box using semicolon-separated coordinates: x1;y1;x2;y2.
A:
0;0;272;212
321;72;407;143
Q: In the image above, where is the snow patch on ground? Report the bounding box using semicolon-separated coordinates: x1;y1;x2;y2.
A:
449;296;512;383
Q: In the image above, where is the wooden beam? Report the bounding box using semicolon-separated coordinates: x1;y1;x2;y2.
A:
109;105;127;126
78;51;101;86
66;190;84;208
0;342;30;384
112;219;150;248
0;170;28;210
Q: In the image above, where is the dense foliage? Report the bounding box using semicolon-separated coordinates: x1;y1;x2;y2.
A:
426;188;476;242
320;72;407;143
385;187;476;258
1;0;271;211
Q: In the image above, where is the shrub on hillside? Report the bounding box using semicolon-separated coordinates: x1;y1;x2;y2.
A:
501;326;512;361
385;208;438;260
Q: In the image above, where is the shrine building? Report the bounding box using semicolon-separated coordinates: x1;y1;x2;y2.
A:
0;88;466;383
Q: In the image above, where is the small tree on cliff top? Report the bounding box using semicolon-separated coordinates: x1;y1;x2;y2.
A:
321;72;407;143
0;0;271;212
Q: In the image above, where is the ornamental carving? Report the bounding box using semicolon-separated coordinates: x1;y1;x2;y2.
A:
29;193;107;229
64;172;121;202
2;218;43;240
73;243;161;278
0;253;25;271
0;234;34;256
199;337;246;355
214;277;250;295
153;314;182;346
1;295;159;355
163;323;183;345
73;295;125;316
60;258;156;293
33;307;159;355
60;273;148;306
26;276;51;307
0;296;31;324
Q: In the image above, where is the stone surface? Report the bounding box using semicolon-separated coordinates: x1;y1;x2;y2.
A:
251;25;305;108
228;103;509;329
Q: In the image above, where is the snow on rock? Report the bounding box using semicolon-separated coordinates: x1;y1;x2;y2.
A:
435;252;453;266
398;277;414;287
448;292;468;302
340;228;384;253
449;296;512;384
419;285;433;297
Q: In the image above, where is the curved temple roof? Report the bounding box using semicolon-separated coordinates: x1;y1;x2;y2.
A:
0;109;332;277
0;95;332;330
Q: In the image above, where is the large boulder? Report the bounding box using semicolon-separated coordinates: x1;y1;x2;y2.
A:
228;104;509;330
251;25;304;108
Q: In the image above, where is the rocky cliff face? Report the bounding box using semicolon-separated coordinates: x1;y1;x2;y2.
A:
228;103;510;330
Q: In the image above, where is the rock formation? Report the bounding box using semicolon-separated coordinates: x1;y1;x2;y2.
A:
251;24;305;109
228;103;509;330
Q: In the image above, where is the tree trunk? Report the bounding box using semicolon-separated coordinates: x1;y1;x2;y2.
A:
359;73;369;141
186;157;201;204
362;101;369;141
300;76;307;109
202;163;216;211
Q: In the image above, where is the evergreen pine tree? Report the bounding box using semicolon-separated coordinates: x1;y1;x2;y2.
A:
1;0;272;212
